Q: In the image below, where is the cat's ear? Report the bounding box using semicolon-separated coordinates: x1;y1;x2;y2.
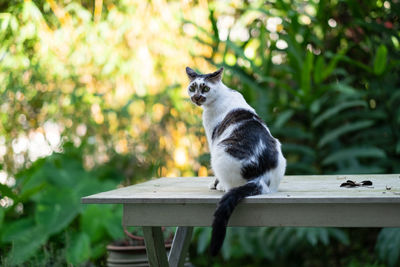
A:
205;67;224;83
186;67;198;82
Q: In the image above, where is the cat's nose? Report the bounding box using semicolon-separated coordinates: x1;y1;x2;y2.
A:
192;95;201;102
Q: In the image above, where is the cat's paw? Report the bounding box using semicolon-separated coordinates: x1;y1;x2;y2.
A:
216;182;225;192
208;179;219;190
208;181;216;190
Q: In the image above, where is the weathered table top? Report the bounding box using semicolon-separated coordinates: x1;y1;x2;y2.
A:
82;174;400;204
82;175;400;267
82;174;400;227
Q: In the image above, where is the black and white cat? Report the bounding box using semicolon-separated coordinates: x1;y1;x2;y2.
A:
186;67;286;256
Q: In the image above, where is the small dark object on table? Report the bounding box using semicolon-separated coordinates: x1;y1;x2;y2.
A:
340;180;373;188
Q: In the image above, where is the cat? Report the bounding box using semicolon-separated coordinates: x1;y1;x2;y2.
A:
185;67;286;256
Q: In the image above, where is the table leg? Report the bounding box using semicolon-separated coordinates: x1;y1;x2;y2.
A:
168;227;194;267
143;226;169;267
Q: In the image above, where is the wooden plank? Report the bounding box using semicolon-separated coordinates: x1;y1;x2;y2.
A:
82;174;400;204
124;203;400;227
142;227;169;267
168;227;193;267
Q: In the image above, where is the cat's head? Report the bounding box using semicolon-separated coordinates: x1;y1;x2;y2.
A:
185;67;224;106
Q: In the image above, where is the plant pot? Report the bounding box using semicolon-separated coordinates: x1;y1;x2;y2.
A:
107;243;172;267
107;228;176;267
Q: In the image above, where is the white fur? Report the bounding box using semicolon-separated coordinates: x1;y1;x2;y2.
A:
188;77;286;193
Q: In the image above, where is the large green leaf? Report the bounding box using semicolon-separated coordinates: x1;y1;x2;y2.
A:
282;143;315;158
328;228;350;245
80;204;123;243
274;126;313;140
376;228;400;267
321;50;346;81
318;120;374;147
333;83;363;96
221;227;234;260
80;205;108;243
300;50;313;96
6;225;49;265
103;207;124;240
1;217;35;243
0;183;17;200
66;231;91;265
313;100;367;127
34;188;81;235
313;56;325;84
273;110;294;128
0;207;4;230
322;147;386;165
196;227;211;254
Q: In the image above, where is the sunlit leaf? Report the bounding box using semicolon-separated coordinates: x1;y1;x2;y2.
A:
373;44;388;75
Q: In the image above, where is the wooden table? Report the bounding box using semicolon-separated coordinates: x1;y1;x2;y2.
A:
82;174;400;267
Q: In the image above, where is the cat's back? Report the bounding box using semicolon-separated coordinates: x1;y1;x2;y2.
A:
211;107;274;147
210;107;281;190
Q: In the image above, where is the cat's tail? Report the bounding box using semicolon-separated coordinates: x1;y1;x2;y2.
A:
210;181;262;256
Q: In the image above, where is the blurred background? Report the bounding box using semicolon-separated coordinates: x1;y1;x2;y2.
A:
1;0;399;266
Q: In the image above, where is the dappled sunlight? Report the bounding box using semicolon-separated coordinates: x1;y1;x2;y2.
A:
1;0;214;178
1;0;399;265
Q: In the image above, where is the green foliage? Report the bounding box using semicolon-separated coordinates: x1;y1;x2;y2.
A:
376;228;400;267
219;227;350;261
373;45;388;76
187;0;400;266
66;232;91;265
191;227;383;267
0;1;204;263
189;0;400;175
0;0;399;266
0;143;124;265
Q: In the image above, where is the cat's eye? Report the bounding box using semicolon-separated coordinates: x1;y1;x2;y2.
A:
189;85;196;92
203;86;210;92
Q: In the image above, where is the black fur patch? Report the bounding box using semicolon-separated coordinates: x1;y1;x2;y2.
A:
217;109;278;180
212;109;257;141
210;182;262;256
